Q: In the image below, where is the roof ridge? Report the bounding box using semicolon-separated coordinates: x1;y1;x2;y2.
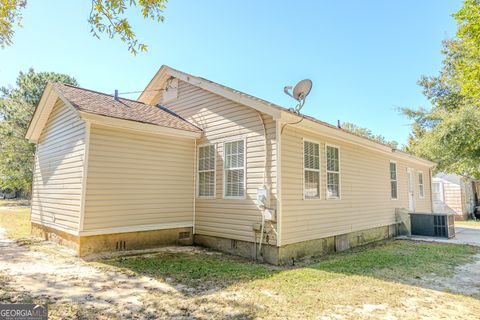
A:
53;82;152;105
164;66;286;110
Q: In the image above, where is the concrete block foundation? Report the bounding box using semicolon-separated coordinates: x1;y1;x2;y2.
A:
33;222;397;264
195;224;398;265
193;234;280;264
31;223;193;257
31;222;80;252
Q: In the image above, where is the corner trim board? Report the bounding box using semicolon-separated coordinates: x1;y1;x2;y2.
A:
276;120;282;246
78;120;90;232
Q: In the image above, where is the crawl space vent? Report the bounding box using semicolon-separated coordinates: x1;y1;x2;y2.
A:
116;240;126;250
178;232;191;240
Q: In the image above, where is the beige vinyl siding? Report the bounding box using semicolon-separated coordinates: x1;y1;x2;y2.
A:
443;181;463;214
82;124;195;231
161;81;277;243
31;100;86;234
281;126;432;245
415;170;432;213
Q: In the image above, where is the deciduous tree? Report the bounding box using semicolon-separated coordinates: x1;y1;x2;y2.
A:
0;0;168;54
0;69;78;195
341;122;399;149
401;0;480;178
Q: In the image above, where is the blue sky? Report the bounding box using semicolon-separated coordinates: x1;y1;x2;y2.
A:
1;1;461;145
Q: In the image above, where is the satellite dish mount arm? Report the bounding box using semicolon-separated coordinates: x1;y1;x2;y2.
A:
284;79;312;114
295;97;306;114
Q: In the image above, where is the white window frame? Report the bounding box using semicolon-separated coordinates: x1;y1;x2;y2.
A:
417;171;425;199
432;181;444;202
390;160;398;200
197;143;216;199
223;138;247;200
303;138;321;200
325;144;341;200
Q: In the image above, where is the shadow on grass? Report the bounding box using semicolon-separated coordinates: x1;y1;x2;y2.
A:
1;246;260;319
0;199;31;207
99;240;480;301
308;240;478;280
1;236;479;319
304;240;480;302
101;249;280;293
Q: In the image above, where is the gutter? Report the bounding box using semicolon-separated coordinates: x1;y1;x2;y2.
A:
280;112;436;168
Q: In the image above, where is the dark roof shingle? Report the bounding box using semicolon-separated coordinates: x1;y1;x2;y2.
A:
52;83;201;133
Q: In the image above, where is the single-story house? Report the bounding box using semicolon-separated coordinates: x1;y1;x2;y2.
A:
26;66;436;264
432;173;478;220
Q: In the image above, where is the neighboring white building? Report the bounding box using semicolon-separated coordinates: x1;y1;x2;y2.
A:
432;173;478;220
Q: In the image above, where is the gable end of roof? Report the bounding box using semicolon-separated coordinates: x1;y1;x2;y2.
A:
138;65;283;119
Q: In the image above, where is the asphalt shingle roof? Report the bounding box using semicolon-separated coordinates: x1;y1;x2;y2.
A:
52;83;201;133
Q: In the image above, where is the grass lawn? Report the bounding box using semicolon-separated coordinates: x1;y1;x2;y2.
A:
1;207;479;318
456;219;480;228
0;207;31;239
0;199;30;207
103;241;480;319
106;241;475;289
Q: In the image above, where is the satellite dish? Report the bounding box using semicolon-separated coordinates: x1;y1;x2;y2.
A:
284;79;313;114
293;80;312;101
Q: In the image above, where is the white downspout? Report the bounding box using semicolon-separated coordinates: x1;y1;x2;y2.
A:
256;112;268;187
256;111;279;256
276;119;282;246
193;139;197;235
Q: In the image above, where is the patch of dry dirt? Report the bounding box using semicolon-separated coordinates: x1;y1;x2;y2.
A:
0;227;254;318
418;253;480;298
1;226;480;319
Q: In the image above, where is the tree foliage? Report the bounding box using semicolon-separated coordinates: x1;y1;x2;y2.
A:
0;69;78;194
341;122;399;149
0;0;168;55
401;0;480;178
0;0;26;47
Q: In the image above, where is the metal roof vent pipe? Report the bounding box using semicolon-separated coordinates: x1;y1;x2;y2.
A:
114;89;119;101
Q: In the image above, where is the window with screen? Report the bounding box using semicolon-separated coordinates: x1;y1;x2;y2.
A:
224;140;245;198
390;161;398;199
418;172;424;198
326;145;340;199
198;144;216;197
304;141;320;199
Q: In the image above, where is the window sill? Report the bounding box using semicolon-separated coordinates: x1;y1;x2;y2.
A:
223;196;247;200
326;197;341;200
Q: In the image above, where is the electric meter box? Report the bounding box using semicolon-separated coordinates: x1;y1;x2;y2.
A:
263;209;276;222
256;186;269;208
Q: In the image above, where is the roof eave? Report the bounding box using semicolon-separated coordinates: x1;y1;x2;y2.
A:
26;83;56;143
79;112;202;139
280;112;437;168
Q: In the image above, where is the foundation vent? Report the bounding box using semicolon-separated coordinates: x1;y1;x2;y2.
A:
230;239;238;249
179;231;191;240
116;240;126;250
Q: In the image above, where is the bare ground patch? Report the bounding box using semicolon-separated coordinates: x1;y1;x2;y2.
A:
0;224;480;319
